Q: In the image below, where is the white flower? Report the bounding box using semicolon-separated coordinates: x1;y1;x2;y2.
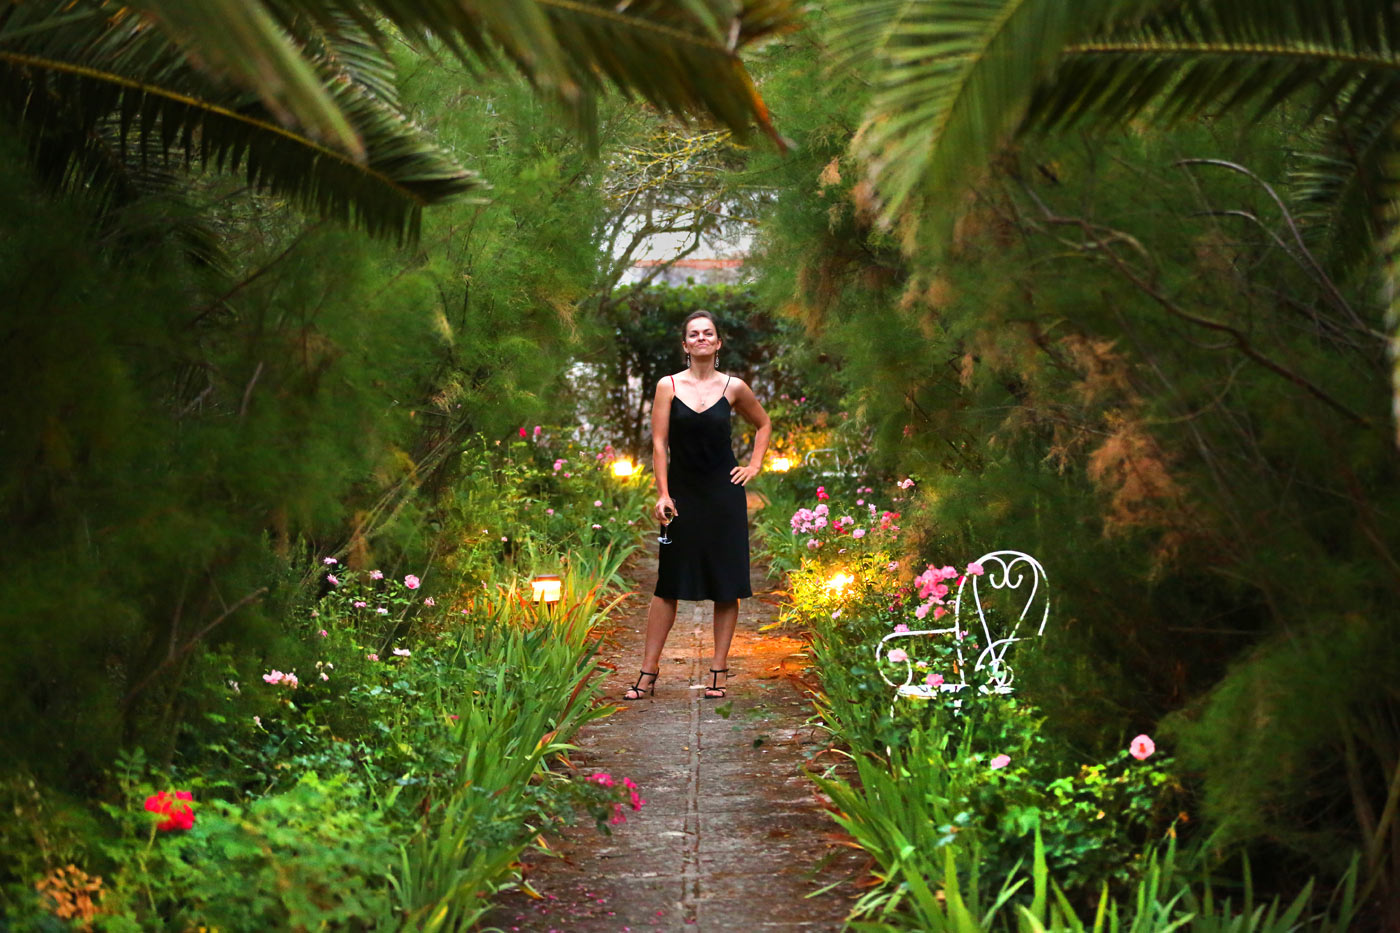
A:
393;647;411;657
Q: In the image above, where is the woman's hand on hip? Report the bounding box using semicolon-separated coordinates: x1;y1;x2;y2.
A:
729;463;760;486
654;496;678;522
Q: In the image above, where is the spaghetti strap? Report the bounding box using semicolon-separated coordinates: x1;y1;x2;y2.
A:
723;374;731;394
669;375;676;392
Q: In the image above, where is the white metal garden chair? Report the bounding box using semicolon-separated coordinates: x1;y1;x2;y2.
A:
874;550;1050;700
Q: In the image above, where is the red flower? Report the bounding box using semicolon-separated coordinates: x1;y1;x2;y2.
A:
144;790;195;832
816;486;829;501
518;427;527;437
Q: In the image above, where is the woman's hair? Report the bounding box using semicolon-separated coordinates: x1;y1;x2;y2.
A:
680;309;720;338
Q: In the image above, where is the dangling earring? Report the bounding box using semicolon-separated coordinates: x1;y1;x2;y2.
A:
715;350;721;371
685;351;691;369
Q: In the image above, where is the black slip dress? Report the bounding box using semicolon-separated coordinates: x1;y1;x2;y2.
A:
655;375;753;602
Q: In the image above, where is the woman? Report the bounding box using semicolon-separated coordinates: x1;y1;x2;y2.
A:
623;310;771;701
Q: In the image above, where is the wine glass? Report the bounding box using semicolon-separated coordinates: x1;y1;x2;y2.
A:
658;507;675;545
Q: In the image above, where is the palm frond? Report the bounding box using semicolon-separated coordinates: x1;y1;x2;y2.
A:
826;0;1146;225
1030;0;1400;133
1289;100;1399;276
128;0;364;155
129;0;800;145
0;3;481;241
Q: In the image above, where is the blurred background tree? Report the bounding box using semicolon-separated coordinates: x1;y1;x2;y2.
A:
729;3;1400;915
0;0;797;781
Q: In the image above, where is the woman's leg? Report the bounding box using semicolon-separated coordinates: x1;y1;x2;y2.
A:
625;596;678;697
708;598;739;695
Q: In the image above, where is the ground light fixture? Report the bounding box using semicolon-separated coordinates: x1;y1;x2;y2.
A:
531;574;562;604
824;571;853;595
769;456;792;472
610;458;636;478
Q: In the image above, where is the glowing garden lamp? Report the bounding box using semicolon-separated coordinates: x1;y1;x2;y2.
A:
825;571;854;595
610;458;636;478
531;574;562;605
770;456;792;473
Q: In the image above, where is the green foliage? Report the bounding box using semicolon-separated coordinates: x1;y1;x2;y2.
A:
741;35;1399;906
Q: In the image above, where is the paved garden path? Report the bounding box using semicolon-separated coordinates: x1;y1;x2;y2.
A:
485;537;863;932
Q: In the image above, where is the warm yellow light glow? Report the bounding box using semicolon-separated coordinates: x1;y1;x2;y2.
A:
531;574;562;604
825;572;854;594
770;456;792;473
610;458;636;478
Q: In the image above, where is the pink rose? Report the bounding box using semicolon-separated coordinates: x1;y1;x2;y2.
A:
322;557;337;566
366;653;379;661
424;597;436;607
533;425;542;437
404;574;421;590
370;569;384;580
816;486;829;501
966;562;985;576
852;528;866;539
326;574;339;586
318;629;328;637
1129;734;1155;760
893;623;910;633
925;673;944;688
990;754;1011;770
887;648;909;664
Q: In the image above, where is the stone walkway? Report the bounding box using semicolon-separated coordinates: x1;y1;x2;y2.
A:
484;542;863;932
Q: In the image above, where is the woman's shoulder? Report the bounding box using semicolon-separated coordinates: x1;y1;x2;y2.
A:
722;373;752;394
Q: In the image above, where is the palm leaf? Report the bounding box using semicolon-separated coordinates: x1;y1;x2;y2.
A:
1030;0;1400;133
129;0;800;144
0;3;481;240
126;0;364;155
826;0;1148;226
1289;100;1399;276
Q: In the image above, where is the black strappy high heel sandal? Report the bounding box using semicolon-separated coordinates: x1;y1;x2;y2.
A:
623;670;658;700
704;668;729;699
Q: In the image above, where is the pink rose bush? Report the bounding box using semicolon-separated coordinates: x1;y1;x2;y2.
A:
144;790;195;832
586;772;646;828
1129;734;1155;760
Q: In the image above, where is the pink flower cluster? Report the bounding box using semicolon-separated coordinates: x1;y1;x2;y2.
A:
262;669;299;688
910;561;985;620
790;503;830;534
144;790;195;832
588;772;647;825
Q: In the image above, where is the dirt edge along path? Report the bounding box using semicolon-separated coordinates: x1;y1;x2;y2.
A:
484;532;864;932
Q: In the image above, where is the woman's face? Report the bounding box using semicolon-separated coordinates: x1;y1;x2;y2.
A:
683;318;721;358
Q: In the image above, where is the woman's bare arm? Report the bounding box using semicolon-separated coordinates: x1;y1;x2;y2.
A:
729;378;771;486
652;377;677;518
